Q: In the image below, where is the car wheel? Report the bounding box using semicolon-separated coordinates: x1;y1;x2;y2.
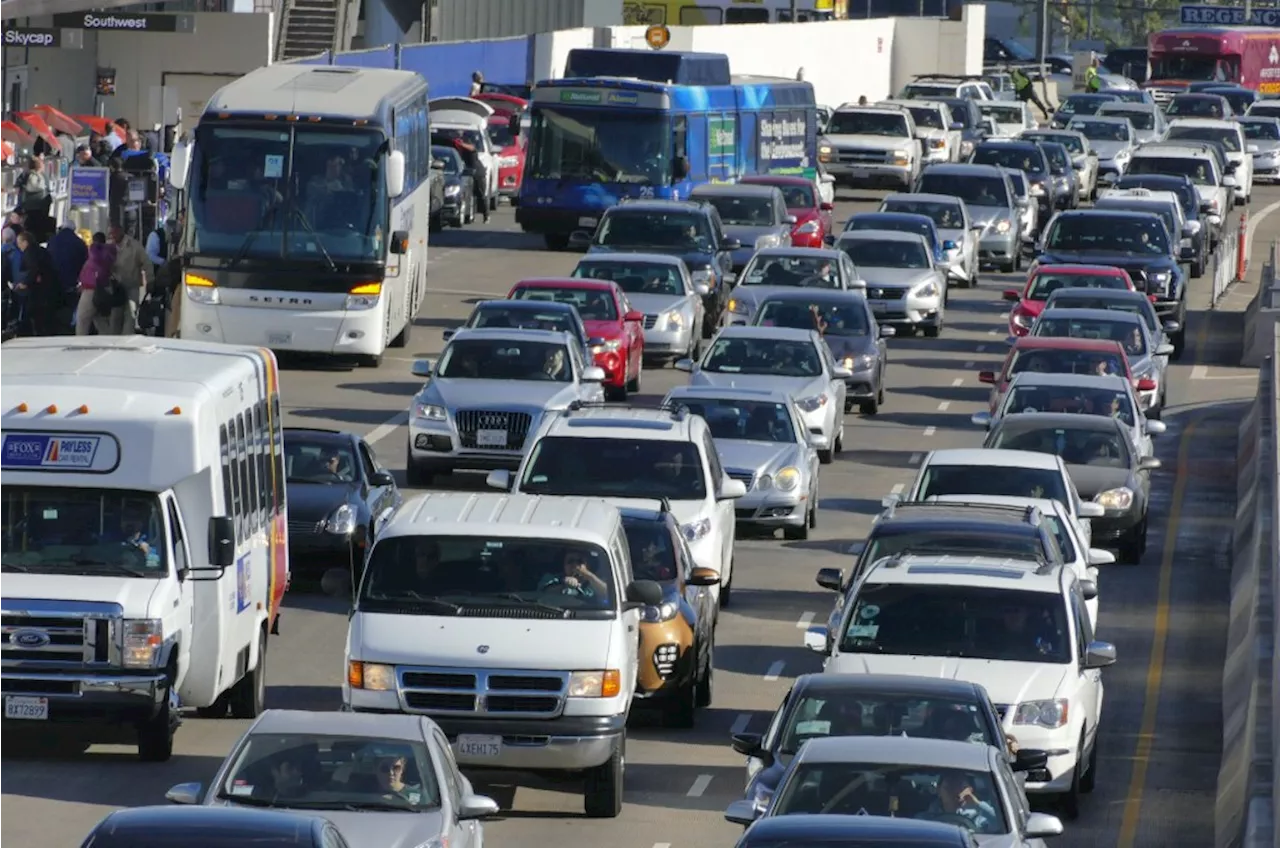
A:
1079;734;1099;794
719;562;733;608
1000;260;1015;274
809;489;819;528
923;321;941;338
860;395;879;415
695;644;714;707
137;677;175;762
1172;329;1186;361
583;737;625;818
1059;731;1085;820
818;448;834;465
783;513;809;540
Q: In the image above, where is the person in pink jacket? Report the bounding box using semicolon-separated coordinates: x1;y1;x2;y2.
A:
75;232;118;336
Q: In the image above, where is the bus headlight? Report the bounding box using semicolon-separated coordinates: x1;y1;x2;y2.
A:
123;619;163;668
184;273;219;305
345;282;382;310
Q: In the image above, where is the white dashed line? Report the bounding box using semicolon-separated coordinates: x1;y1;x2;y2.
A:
796;611;816;629
988;329;998;335
976;345;987;353
891;483;905;495
730;713;752;735
687;775;713;797
923;426;936;436
908;452;922;465
952;378;964;387
764;661;786;681
653;843;672;848
963;361;975;369
937;402;950;411
366;411;410;446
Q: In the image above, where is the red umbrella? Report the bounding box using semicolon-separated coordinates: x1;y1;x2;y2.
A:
14;112;59;149
73;114;121;138
1;120;32;144
34;105;83;135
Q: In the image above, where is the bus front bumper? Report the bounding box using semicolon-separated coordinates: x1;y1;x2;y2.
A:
181;299;385;358
516;205;605;236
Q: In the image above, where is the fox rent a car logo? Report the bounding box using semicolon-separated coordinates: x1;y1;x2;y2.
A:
1;434;102;469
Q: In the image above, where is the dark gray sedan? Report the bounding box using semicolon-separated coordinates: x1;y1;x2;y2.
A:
749;288;893;414
982;412;1160;562
690;183;795;271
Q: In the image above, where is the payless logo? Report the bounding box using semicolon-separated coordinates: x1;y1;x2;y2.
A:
43;437;100;467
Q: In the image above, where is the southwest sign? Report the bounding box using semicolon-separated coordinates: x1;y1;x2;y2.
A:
52;12;194;33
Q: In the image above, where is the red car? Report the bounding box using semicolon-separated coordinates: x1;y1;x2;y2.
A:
508;278;645;400
740;175;833;248
978;337;1154;414
1002;264;1137;338
482;99;527;199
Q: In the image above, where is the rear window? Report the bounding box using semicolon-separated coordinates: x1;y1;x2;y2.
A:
918;463;1068;505
972;145;1046;174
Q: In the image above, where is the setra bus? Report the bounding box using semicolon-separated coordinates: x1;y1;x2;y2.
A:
514;48;819;249
1144;26;1280;103
169;64;432;367
623;0;835;24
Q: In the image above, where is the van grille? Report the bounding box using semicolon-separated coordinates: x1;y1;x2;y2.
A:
1;614;110;664
397;666;569;717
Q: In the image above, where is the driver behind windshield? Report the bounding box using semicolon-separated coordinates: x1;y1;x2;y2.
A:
921;772;1000;832
538;548;609;599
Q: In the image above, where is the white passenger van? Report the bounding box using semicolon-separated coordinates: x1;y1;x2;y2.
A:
0;336;289;761
342;491;662;818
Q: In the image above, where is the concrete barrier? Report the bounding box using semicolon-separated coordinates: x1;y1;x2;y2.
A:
1216;332;1277;848
1242;241;1280;367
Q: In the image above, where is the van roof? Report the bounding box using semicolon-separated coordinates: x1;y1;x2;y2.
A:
380;493;621;544
863;552;1066;593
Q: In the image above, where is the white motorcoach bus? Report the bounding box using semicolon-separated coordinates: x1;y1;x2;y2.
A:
0;336;289;760
170;64;432;367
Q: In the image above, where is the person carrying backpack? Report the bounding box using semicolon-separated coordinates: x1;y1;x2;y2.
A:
77;233;118;336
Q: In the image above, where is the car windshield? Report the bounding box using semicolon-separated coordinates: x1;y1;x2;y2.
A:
838;238;930;269
512;285;617;320
1251;104;1280;119
1167;124;1241;152
1;487;166;576
980;103;1026;124
1041;145;1070;173
189;124;388;263
863;529;1046;565
1070;120;1130;142
828;111;910;136
436;338;574;382
1167;97;1225;119
845;215;934;244
527;106;669;185
1009;347;1125;378
918;463;1069;503
1127;155;1215;186
971;145;1046;174
739;255;842;289
882;199;965;228
905;106;946;130
916;174;1009;208
757;298;869;337
594;211;712;251
772;762;1007;834
1046;214;1169;254
675;397;797;443
468;305;578;337
703;337;823;377
1058;96;1110;116
360;535;618;614
622;519;679;583
1027;271;1128;300
1100;108;1155;130
840;583;1071;665
777;693;997;755
989;424;1131;468
431;146;462;174
217;732;440;812
700;195;776;226
1097;202;1176;237
486;120;517;149
1242;121;1280;141
1004;383;1136;426
574;262;684;296
1028;133;1085;155
747;181;817;208
1034;316;1147;357
284;437;357;484
520;436;707;500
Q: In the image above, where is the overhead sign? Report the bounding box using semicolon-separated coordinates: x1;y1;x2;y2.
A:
1;431;121;473
1179;4;1280;26
4;27;60;47
645;24;670;50
69;167;110;205
537;87;671;109
52;12;194;33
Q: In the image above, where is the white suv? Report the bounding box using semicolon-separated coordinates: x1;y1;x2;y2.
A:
487;404;747;606
803;552;1116;819
1165;117;1253;204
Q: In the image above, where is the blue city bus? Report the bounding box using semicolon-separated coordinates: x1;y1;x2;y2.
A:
514;48;818;249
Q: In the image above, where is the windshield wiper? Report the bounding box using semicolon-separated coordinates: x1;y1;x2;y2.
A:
365;595;463;614
295;800;414;812
287;207;338;273
227;202;280;270
488;593;575;617
62;556;152;577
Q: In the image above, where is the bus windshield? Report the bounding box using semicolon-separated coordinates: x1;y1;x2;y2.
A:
189;124;388;263
1151;54;1223;81
527;106;669;186
2;487;167;576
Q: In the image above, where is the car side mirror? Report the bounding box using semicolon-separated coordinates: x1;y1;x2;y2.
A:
412;359;433;378
458;793;501;821
1145;419;1168;436
370;470;395;487
1163;322;1182;337
783;214;798;225
1012;749;1049;772
165;782;201;805
803;625;829;653
442;328;457;341
568;229;593;250
1084;639;1117;668
725;799;762;826
1136;377;1157;392
1025;812;1065;838
815;567;842;591
389;229;409;255
626;579;664;607
1139;455;1162;471
971;411;992;428
1078;501;1106;518
1088;548;1116;566
582;365;607;382
721;237;742;251
949;121;963;131
694;281;711;296
882;492;901;508
978;370;996;384
674;358;695;372
820;201;834;211
432;158;446;170
720;478;748;500
1155;343;1174;356
486;469;512;490
730;732;769;760
1223;175;1238;187
1079;579;1098;601
624;310;644;323
688;567;720;587
879;325;895;337
1002;289;1020;302
207;516;235;568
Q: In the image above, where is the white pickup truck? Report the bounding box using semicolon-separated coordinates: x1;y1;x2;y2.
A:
818;105;922;191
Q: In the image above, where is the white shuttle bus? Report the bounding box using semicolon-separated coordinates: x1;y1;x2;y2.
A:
170;64;432;367
0;336;289;761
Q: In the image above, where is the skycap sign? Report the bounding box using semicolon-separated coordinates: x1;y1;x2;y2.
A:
3;27;60;47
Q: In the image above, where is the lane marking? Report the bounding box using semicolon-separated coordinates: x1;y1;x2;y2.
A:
366;411;409;446
923;426;936;436
730;713;752;735
687;774;713;797
1191;364;1256;380
976;345;987;352
891;482;905;495
937;402;950;411
653;844;672;848
764;661;785;681
953;378;965;387
796;611;816;629
908;452;922;465
987;329;998;335
963;361;975;369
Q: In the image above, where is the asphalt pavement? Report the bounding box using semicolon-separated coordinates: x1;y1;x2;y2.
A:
4;182;1277;848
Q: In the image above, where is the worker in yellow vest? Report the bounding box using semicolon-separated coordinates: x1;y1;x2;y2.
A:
1011;67;1051;119
1084;58;1102;93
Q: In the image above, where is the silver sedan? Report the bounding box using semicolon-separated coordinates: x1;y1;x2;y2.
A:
664;386;822;538
1239;116;1280;182
677;325;850;463
165;709;499;848
572;252;707;362
723;247;861;326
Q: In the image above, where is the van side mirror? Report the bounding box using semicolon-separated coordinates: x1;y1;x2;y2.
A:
688;567;720;586
167;142;189;189
1084;640;1117;668
386;149;406;198
207;516;235;568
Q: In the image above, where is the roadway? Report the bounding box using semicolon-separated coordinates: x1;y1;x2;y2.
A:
5;181;1276;848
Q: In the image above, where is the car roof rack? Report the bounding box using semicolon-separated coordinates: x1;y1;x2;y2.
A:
884;500;1043;526
563;400;636;414
913;73;986;81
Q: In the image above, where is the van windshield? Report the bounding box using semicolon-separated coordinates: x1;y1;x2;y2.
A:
2;487;167;576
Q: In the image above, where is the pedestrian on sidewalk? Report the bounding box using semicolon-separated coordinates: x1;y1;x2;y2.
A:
50;220;89;330
108;225;148;334
14;231;61;336
75;232;117;336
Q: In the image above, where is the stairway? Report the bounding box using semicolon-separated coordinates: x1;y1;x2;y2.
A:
275;0;353;61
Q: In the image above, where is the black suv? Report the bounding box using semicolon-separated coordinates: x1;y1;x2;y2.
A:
969;139;1061;218
574;199;737;334
1113;173;1207;279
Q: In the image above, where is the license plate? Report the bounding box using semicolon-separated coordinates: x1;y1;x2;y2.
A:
455;734;502;758
871;302;887;315
4;696;48;720
476;429;507;448
267;332;292;345
849;168;870;179
578;216;598;227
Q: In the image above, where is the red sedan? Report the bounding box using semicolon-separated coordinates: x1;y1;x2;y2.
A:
484;109;527;199
978;337;1154;414
740;175;833;248
1003;264;1137;338
508;277;645;400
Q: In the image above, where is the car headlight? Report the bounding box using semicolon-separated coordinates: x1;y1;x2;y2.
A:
994;219;1011;234
913;281;939;298
729;297;749;314
1151;270;1171;287
413;402;446;421
1011;309;1033;328
773;466;801;491
591;338;622;354
842;354;873;371
960;140;975;157
348;661;396;691
682;517;712;542
755;234;781;250
445;184;461;196
326;503;357;536
1029;183;1046;196
663;311;684;330
1012;698;1069;729
928;138;945;149
123;619;163;668
1094;487;1134;510
818;144;833;163
794;219;820;235
642;601;680;623
345;282;382;311
690;268;715;288
893;148;910;159
796;393;828;412
568;669;622;698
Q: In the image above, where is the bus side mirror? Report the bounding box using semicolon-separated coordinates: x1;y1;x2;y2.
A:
386;150;406;198
390;230;409;254
208;516;235;568
168;142;189;189
673;156;690;180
